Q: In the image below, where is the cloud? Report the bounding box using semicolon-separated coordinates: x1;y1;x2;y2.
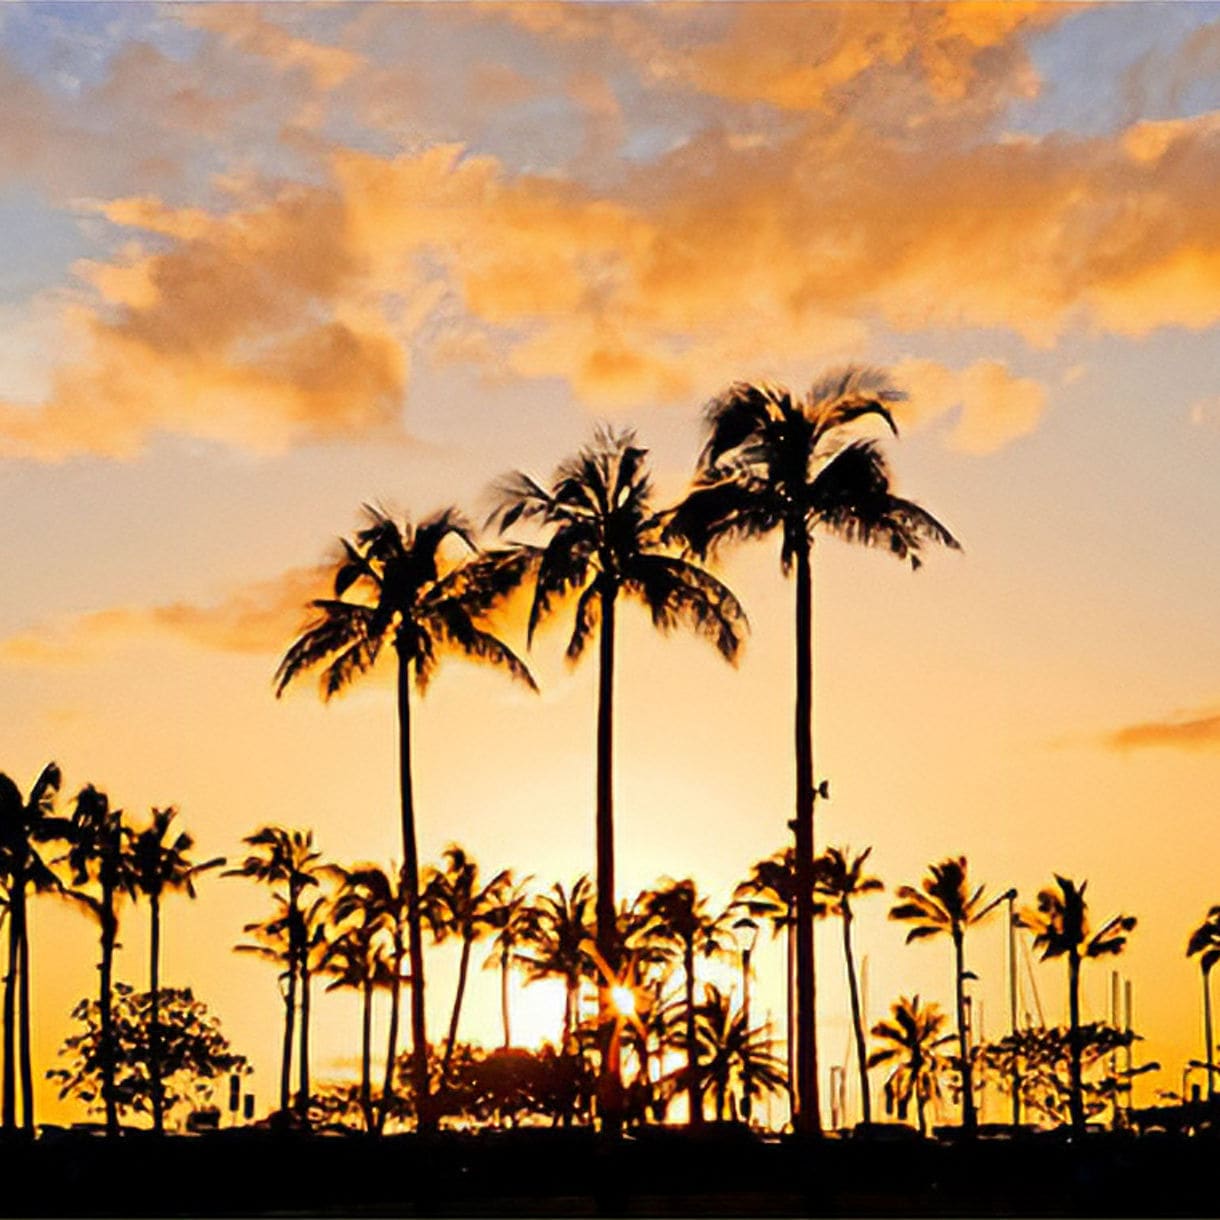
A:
1189;396;1220;429
1105;709;1220;753
0;566;328;667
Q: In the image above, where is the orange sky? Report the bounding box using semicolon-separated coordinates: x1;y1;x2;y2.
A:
2;1;1220;1127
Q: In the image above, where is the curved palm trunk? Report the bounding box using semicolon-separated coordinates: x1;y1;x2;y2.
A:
683;940;702;1127
2;876;21;1131
395;644;432;1133
1203;964;1215;1102
360;974;374;1132
793;541;821;1135
441;936;472;1084
378;929;403;1135
298;962;312;1122
17;903;33;1134
148;893;165;1135
99;892;119;1139
842;905;871;1126
1067;948;1084;1133
595;585;622;1134
953;928;977;1133
500;946;512;1049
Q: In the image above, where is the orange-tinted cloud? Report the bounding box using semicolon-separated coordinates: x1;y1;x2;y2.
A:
0;566;328;666
1105;710;1220;753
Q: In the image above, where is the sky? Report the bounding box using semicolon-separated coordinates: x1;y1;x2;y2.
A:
2;0;1220;1128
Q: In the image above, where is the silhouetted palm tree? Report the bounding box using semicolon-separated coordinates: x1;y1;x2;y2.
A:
493;429;746;1129
890;857;1000;1132
1188;908;1220;1101
640;878;734;1127
483;877;538;1049
0;763;68;1133
226;826;322;1122
668;369;959;1133
422;847;511;1086
1019;876;1135;1133
818;846;884;1126
692;983;787;1122
867;995;953;1137
65;785;136;1138
128;807;223;1135
276;506;535;1129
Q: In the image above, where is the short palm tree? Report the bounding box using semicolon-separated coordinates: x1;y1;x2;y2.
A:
421;846;511;1086
0;763;68;1133
668;369;960;1133
890;857;1001;1132
817;846;884;1126
128;807;223;1135
493;430;746;1129
482;877;538;1050
1019;876;1135;1133
1187;908;1220;1101
64;785;136;1138
226;826;322;1121
692;983;787;1122
276;505;536;1128
640;878;734;1127
867;995;954;1137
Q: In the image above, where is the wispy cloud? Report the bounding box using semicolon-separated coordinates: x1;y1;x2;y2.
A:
1104;708;1220;753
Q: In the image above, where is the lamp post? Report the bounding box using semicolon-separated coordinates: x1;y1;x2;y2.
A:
733;916;759;1125
1001;888;1020;1130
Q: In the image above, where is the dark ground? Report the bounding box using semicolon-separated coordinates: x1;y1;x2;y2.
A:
6;1125;1217;1217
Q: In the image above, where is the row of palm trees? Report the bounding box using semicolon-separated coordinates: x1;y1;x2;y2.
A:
275;366;960;1134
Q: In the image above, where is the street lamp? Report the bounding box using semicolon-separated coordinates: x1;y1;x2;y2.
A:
733;916;759;1125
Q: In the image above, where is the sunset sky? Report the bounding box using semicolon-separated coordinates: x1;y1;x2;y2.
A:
2;1;1220;1126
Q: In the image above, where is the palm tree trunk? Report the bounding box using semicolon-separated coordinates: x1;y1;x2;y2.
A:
378;928;403;1135
17;902;33;1135
1204;965;1215;1101
361;975;374;1132
595;583;622;1134
1068;949;1084;1133
99;894;119;1139
441;937;472;1084
279;966;296;1117
149;893;165;1135
501;946;512;1049
2;874;21;1132
793;539;820;1135
395;642;432;1133
842;906;870;1126
683;940;702;1127
298;962;312;1122
786;913;795;1116
953;928;976;1133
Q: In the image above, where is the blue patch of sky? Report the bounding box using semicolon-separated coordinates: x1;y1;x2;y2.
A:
1004;5;1220;139
0;187;89;304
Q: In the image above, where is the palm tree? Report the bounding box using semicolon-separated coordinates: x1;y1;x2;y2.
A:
668;369;960;1133
1187;908;1220;1102
128;807;224;1135
519;878;597;1060
691;983;787;1122
817;846;884;1127
0;763;68;1133
493;429;746;1129
867;995;954;1137
640;878;734;1127
226;826;322;1122
1019;876;1135;1133
276;505;535;1129
421;846;511;1086
483;877;538;1050
890;857;1001;1133
64;785;136;1138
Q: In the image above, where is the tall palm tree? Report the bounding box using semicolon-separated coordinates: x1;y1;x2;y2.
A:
65;785;136;1138
640;878;734;1128
128;807;223;1135
421;846;511;1086
493;429;746;1129
276;505;535;1129
890;857;1001;1133
483;877;538;1050
817;846;884;1127
0;763;68;1133
668;369;960;1133
867;995;954;1137
518;877;596;1054
1019;876;1135;1133
692;983;787;1122
226;826;322;1122
1187;908;1220;1102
